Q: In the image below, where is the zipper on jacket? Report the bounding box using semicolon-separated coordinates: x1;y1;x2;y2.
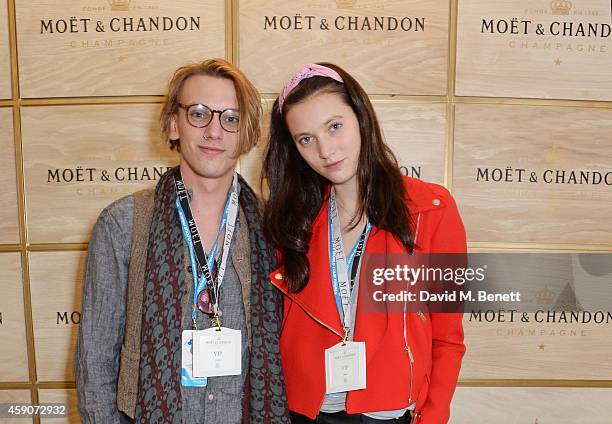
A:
403;277;415;405
408;213;423;423
405;344;414;405
413;213;421;247
270;275;344;339
404;214;420;407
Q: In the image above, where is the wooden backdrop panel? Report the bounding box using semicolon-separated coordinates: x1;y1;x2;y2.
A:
239;0;449;95
461;250;612;379
22;104;178;243
0;0;11;99
375;102;446;184
0;108;19;244
0;390;32;423
30;250;85;381
450;387;612;423
15;0;226;97
461;313;612;380
0;254;28;382
38;390;79;424
453;104;612;245
456;0;612;100
240;100;446;193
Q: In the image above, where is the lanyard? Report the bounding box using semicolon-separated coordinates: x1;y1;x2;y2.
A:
174;171;239;329
328;188;372;340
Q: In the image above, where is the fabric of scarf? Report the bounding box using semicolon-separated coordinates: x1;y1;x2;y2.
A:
135;167;289;423
237;174;290;423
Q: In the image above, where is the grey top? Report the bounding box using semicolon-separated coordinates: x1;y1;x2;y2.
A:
75;194;248;424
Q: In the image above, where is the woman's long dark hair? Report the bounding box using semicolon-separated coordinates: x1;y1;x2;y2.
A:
263;62;414;293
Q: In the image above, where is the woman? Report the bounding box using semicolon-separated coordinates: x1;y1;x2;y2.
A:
263;63;466;424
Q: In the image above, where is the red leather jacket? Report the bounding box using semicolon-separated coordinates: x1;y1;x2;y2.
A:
270;177;466;424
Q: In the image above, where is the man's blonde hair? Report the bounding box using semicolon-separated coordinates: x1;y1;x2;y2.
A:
160;58;262;156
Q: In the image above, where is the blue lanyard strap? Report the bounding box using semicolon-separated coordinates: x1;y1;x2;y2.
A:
328;188;372;334
174;171;237;329
176;198;204;324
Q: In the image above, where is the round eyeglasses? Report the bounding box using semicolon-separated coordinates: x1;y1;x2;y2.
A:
178;103;240;133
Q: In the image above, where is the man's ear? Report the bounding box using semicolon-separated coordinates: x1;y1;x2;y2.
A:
169;113;179;141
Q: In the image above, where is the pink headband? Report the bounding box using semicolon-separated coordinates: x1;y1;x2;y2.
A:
278;64;344;111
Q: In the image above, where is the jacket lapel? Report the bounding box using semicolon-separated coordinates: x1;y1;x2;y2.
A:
272;197;344;338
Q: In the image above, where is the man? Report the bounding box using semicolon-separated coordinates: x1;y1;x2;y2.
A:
75;58;289;423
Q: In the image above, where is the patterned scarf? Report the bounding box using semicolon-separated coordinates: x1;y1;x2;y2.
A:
135;168;289;423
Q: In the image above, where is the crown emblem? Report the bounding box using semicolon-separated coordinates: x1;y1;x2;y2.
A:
335;0;356;9
108;0;131;12
544;144;561;165
550;0;572;15
113;146;135;161
536;286;556;305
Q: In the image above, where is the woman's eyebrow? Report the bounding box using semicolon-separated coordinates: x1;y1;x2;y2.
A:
323;115;343;126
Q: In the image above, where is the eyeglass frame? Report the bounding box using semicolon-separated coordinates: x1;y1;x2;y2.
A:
177;103;240;133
